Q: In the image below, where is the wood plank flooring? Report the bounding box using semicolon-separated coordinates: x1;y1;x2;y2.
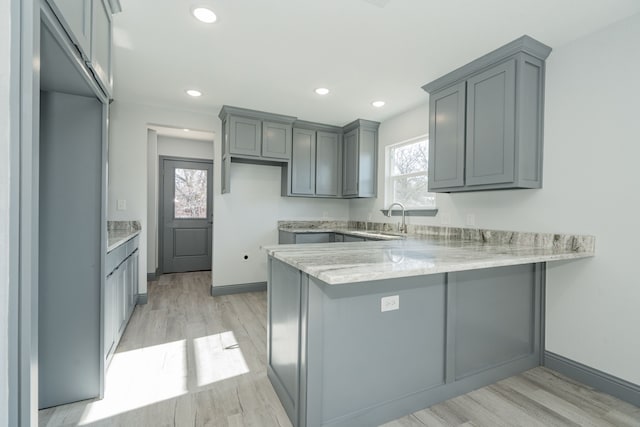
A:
39;272;640;427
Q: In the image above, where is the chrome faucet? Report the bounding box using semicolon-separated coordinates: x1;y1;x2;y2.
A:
386;202;407;233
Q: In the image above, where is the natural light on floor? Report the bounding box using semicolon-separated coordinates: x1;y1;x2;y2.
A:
78;332;249;425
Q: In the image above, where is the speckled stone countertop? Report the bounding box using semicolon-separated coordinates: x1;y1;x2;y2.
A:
107;221;141;252
267;220;595;285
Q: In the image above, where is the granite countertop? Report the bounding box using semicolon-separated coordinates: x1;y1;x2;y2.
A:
267;221;595;285
107;220;141;252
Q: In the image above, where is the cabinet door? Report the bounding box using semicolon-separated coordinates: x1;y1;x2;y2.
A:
117;260;128;333
50;0;92;60
229;116;262;156
104;272;115;358
316;132;340;196
291;129;316;195
342;129;359;196
428;82;466;190
91;0;112;95
358;128;377;197
294;233;332;244
465;60;516;186
343;235;365;242
263;121;292;159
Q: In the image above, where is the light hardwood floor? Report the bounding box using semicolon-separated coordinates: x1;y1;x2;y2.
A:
40;272;640;427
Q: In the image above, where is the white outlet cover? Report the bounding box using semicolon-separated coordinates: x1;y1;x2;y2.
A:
381;295;399;312
117;199;127;211
466;213;476;226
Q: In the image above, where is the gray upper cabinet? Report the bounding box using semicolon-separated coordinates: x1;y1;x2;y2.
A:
263;121;292;159
291;128;316;195
47;0;115;97
315;131;340;196
49;0;93;61
428;82;466;189
342;119;379;198
283;121;343;198
91;0;113;96
229;115;262;156
423;35;552;193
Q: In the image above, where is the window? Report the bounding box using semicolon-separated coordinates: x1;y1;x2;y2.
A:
386;136;435;209
174;167;208;219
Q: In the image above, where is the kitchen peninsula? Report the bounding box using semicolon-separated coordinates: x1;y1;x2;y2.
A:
265;222;595;427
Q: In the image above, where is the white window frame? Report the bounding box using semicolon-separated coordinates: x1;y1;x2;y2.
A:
385;135;436;209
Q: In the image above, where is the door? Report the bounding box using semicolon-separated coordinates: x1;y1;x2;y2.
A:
291;128;316;195
262;121;292;159
161;158;213;273
229;116;262;156
342;129;358;197
316;131;340;196
428;81;466;190
465;59;516;186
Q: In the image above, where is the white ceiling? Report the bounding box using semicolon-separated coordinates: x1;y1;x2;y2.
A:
113;0;640;126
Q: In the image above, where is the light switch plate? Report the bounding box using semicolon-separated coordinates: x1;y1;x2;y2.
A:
117;199;127;211
381;295;399;312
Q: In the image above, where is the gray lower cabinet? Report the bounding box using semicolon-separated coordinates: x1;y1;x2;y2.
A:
342;234;365;242
267;259;544;427
423;36;552;192
342;119;379;198
279;231;334;244
105;237;139;363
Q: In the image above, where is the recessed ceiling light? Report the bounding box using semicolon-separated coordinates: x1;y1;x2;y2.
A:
183;128;190;132
192;7;217;23
186;89;202;97
315;88;330;95
372;101;386;108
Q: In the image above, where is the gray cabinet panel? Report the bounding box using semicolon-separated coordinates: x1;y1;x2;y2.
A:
358;127;377;197
316;131;340;196
291;128;316;195
91;0;112;95
295;233;333;244
269;260;302;422
263;121;292;159
428;82;466;189
454;264;535;379
466;60;516;186
343;234;365;242
50;0;92;60
39;92;103;408
342;129;358;196
229;116;262;156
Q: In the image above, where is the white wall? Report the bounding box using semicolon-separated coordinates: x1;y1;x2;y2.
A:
0;0;11;422
109;101;350;293
351;13;640;384
108;101;216;294
212;163;349;286
147;135;214;273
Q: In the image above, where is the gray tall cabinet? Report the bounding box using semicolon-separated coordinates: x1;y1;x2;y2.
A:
422;35;552;192
342;119;379;198
38;0;118;409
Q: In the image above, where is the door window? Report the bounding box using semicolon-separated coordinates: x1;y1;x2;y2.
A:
174;168;208;219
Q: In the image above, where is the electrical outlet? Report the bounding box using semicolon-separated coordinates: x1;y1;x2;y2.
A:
381;295;399;312
466;213;476;226
117;199;127;211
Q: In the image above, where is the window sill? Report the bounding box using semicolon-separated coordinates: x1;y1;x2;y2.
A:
380;208;438;217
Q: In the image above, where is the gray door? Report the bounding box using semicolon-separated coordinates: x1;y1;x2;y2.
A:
342;129;358;196
465;59;516;186
316;131;340;196
161;158;213;273
291;128;316;195
428;81;466;190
